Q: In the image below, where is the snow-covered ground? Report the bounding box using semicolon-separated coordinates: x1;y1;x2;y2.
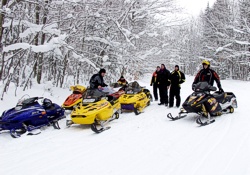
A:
0;75;250;175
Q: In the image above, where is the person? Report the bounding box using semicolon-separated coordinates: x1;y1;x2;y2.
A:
192;60;224;92
169;65;186;108
89;68;108;89
150;66;160;101
157;64;171;106
117;76;128;86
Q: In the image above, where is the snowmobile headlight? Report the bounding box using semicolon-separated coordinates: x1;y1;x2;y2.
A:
197;93;203;97
15;105;22;111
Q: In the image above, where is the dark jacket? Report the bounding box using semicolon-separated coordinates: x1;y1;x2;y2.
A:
89;73;108;89
157;68;171;87
117;79;128;86
150;71;159;85
170;70;185;87
193;68;221;88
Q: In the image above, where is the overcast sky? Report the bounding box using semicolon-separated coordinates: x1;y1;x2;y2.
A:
177;0;216;16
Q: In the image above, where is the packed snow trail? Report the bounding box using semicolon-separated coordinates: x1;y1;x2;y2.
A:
0;75;250;175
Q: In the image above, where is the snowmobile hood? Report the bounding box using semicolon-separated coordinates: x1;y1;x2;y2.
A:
63;94;82;107
72;99;110;115
1;105;44;121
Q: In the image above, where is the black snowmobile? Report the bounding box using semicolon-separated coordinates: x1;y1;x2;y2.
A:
167;82;237;126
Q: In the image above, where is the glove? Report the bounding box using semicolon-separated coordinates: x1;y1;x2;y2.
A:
219;87;224;93
192;84;196;91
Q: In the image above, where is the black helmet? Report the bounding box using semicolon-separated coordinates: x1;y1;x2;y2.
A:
43;98;52;108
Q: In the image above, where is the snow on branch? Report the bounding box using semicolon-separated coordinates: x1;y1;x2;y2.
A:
3;34;67;53
215;43;232;54
85;36;120;47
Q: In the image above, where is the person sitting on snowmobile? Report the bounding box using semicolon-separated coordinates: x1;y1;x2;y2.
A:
89;68;108;90
117;76;128;86
192;60;224;93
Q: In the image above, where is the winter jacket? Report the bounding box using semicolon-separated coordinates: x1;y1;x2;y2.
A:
157;68;171;87
117;79;128;86
150;71;159;85
170;70;186;88
89;73;108;89
193;68;221;88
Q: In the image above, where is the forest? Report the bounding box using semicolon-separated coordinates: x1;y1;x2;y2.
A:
0;0;249;99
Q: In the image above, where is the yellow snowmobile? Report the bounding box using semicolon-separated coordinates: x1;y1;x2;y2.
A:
66;88;121;133
119;81;153;115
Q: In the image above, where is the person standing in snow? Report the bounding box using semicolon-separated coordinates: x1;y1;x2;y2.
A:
169;65;186;108
192;60;223;93
157;64;171;106
89;68;108;89
150;66;160;101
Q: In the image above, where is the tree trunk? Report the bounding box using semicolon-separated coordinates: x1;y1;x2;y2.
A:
33;3;40;78
0;0;8;80
37;0;48;84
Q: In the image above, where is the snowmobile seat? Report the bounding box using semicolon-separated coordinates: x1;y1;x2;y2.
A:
212;92;225;103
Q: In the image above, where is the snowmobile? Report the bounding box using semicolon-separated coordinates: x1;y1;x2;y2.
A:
119;81;153;115
167;82;237;126
0;96;65;138
66;88;121;133
62;85;86;110
62;85;86;120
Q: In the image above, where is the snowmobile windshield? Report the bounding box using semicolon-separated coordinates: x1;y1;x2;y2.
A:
82;89;106;103
21;97;39;106
73;91;82;94
15;97;39;110
194;82;215;92
125;81;142;94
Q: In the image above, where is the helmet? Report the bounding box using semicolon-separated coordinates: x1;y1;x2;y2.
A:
202;60;210;66
43;98;52;108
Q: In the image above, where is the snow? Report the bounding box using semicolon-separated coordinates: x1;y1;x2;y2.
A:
3;34;67;54
0;75;250;175
235;40;250;45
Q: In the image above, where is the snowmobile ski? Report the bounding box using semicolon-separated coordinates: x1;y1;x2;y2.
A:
196;116;215;126
134;108;141;115
90;123;111;134
167;113;187;120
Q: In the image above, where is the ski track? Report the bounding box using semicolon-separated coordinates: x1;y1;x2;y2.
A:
0;75;250;175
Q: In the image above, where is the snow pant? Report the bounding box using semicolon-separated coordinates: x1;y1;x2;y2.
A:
159;85;168;104
169;86;181;107
153;83;159;100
